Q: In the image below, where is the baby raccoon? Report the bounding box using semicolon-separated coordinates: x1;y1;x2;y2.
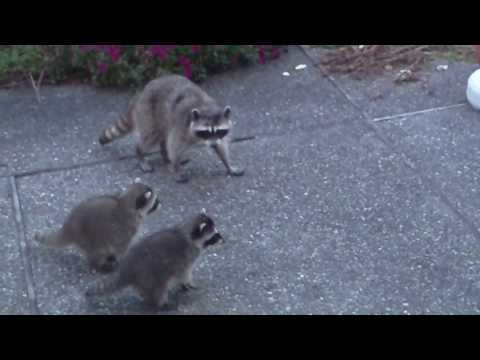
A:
85;213;224;310
35;183;160;273
99;75;245;183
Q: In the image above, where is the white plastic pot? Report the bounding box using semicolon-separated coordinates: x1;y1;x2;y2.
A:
467;69;480;110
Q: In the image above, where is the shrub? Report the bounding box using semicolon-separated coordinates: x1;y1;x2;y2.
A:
0;45;45;82
0;45;284;88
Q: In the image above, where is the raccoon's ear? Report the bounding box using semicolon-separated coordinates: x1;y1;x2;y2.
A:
223;106;232;119
191;109;201;121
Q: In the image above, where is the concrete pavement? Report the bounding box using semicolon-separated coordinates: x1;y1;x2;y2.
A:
1;45;480;314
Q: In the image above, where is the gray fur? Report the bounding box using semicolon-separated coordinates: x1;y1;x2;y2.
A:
85;213;224;310
35;183;160;273
99;75;245;183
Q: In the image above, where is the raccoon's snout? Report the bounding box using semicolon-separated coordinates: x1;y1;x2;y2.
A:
216;129;229;139
148;198;161;214
205;233;224;247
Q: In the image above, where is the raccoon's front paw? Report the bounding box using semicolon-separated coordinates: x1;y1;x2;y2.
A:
139;160;154;173
228;166;245;177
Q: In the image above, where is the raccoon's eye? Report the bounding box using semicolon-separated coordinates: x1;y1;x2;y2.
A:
216;129;229;138
144;191;152;200
196;130;212;140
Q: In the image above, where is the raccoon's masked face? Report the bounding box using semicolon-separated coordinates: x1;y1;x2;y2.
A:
190;213;224;249
130;183;160;215
190;107;232;142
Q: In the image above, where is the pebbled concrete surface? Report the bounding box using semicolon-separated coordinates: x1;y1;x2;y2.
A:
0;86;133;174
302;46;479;118
2;45;480;314
19;123;480;315
373;106;480;236
0;178;31;314
0;165;10;178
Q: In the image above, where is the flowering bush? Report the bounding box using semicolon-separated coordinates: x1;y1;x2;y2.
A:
36;45;284;88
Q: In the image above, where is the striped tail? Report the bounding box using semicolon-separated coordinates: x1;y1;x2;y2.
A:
99;109;134;146
85;274;124;299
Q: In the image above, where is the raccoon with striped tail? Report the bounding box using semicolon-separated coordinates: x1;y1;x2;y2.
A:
35;183;160;273
85;212;224;311
99;75;245;183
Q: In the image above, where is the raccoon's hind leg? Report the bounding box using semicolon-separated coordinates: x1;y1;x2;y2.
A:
136;132;161;173
212;140;245;177
179;267;199;292
160;140;170;165
160;140;190;167
166;134;192;183
136;143;154;173
136;131;171;173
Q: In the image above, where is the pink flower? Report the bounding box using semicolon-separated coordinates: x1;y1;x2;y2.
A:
191;45;201;54
79;45;96;53
95;45;108;53
97;62;108;74
149;45;174;60
258;47;266;65
178;56;193;79
107;46;122;63
270;47;281;60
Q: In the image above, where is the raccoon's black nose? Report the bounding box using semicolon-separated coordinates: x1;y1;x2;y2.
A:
212;233;224;243
148;198;160;214
205;233;224;247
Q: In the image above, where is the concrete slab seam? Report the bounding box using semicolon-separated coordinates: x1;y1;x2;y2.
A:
14;136;256;180
9;175;39;314
372;103;468;123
